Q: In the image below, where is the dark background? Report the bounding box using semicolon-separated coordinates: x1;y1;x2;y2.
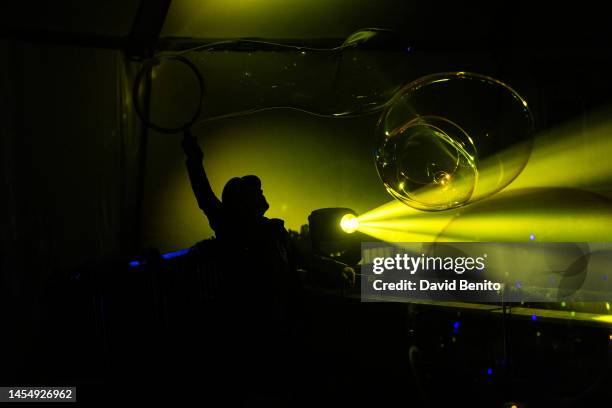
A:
2;1;612;406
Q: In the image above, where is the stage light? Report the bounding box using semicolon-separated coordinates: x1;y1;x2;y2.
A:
309;208;361;265
340;213;359;233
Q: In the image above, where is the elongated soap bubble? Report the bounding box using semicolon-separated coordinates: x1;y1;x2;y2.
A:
134;29;414;132
375;72;534;211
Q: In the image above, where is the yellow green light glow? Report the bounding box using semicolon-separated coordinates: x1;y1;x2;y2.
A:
352;109;612;243
395;300;612;325
592;315;612;324
340;213;359;233
143;110;389;252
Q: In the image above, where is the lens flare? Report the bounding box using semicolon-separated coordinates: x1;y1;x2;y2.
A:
340;213;359;233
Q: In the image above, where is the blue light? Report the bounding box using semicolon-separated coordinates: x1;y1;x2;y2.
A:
162;248;190;260
529;233;536;241
487;368;493;375
128;248;191;268
531;314;537;321
452;320;460;334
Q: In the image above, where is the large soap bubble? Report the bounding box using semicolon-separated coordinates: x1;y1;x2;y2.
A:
133;29;415;132
375;72;534;211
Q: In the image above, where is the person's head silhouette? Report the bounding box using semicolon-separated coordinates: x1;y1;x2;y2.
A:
222;175;269;218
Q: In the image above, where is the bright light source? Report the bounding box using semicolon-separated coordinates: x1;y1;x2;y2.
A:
593;315;612;324
340;213;359;233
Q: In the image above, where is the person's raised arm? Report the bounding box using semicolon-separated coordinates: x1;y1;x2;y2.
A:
181;129;222;217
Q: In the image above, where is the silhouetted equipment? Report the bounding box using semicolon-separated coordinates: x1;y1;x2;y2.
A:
308;207;362;265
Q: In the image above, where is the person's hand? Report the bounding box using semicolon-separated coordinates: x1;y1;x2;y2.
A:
341;266;356;288
181;129;203;161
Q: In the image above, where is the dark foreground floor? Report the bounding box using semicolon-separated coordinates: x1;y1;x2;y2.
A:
3;256;612;407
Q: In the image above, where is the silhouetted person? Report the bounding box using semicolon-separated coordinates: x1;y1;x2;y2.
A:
182;129;304;313
181;129;354;293
181;129;353;404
